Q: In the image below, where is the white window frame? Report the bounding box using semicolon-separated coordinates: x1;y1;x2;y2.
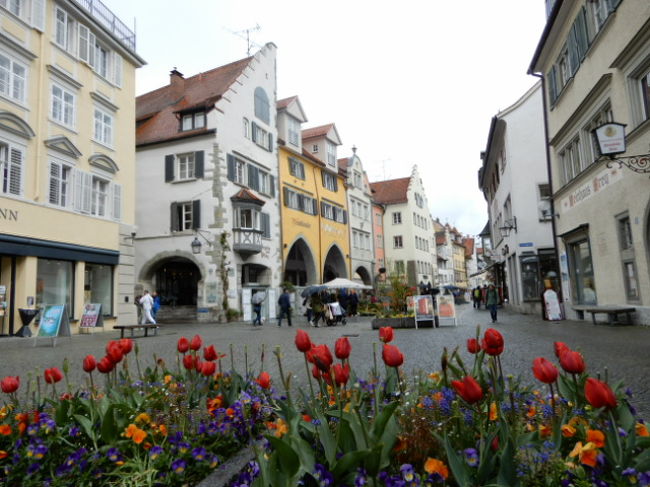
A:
48;159;73;208
235;207;260;230
0;51;27;104
289;158;305;179
181;112;206;132
51;83;75;128
243;117;249;138
323;173;337;191
353;171;362;188
0;139;24;197
54;6;75;52
288;117;300;146
91;176;109;217
234;159;246;185
176;152;195;181
0;0;23;17
312;144;319;153
327;142;336;166
392;212;402;224
93;107;113;147
393;235;403;249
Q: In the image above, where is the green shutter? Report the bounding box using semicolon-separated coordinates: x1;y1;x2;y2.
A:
547;67;558;104
192;200;201;229
269;175;275;197
165;155;174;182
227;154;235;181
195;151;204;178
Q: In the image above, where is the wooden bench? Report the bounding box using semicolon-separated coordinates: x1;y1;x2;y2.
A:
573;305;636;326
114;324;159;338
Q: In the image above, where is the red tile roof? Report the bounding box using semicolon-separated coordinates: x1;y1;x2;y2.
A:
435;233;446;245
338;157;349;170
302;124;334;140
370;177;410;205
136;57;252;146
230;188;265;205
276;96;297;109
463;238;475;258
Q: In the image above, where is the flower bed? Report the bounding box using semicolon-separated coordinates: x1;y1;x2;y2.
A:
2;327;650;486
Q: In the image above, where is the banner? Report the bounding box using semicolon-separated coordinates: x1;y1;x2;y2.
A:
80;303;103;328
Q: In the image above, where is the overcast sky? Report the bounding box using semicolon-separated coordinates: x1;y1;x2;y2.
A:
106;0;548;237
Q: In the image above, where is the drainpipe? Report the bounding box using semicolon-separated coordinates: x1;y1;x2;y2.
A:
531;72;563;302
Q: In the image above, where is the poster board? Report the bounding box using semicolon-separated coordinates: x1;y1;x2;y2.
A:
543;289;563;321
436;294;458;326
35;305;70;347
80;303;103;328
414;295;435;329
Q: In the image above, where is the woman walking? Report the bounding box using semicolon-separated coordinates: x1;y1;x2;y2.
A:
486;284;499;323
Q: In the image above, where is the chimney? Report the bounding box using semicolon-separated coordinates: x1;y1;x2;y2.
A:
170;67;184;97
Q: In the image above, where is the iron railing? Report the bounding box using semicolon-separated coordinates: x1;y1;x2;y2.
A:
73;0;136;51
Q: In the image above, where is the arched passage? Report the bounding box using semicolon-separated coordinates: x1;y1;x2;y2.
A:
354;266;372;286
323;245;347;282
284;238;317;286
146;257;201;306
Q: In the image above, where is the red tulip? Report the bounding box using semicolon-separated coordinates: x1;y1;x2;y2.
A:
1;376;19;394
106;341;124;364
119;338;133;354
482;328;504;356
559;350;585;374
467;338;481;354
554;341;570;358
335;337;351;360
203;345;218;361
311;344;334;372
83;355;97;373
585;377;617;409
194;356;203;372
451;376;484;404
256;371;271;389
295;330;312;353
96;356;114;374
201;361;216;377
333;363;350;386
532;357;558;384
44;367;63;384
177;336;190;354
189;335;203;351
182;354;194;371
382;344;404;367
379;326;394;343
312;364;321;380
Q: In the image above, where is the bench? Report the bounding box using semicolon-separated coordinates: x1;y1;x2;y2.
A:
572;305;636;326
114;324;159;338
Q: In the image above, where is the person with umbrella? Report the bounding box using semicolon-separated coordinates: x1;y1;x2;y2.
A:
251;290;266;326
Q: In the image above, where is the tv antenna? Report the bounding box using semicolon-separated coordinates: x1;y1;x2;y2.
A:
224;24;262;56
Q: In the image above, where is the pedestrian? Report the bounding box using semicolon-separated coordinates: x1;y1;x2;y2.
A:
481;285;488;309
152;291;161;319
348;290;359;316
472;287;481;309
277;288;292;327
139;290;156;325
486;284;499;323
252;290;266;326
303;295;313;325
310;292;324;327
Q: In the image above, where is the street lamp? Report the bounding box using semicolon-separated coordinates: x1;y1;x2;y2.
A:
190;229;213;254
499;217;517;238
592;122;650;175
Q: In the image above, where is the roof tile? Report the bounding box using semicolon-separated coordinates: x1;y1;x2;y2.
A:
370;177;410;204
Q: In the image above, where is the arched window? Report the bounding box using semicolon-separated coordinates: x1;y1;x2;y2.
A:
254;87;270;124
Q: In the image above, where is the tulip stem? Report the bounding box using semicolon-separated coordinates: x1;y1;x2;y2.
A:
229;344;235;373
304;354;316;403
244;345;249;379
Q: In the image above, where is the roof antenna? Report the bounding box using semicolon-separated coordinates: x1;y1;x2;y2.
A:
224;24;262;56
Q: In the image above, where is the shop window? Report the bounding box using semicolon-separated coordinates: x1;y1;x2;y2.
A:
36;258;73;317
617;214;640;302
568;238;596;304
84;264;113;315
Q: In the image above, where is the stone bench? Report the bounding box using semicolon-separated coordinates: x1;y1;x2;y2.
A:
113;324;159;338
572;305;636;326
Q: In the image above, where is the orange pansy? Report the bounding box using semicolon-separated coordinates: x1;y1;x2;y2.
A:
586;429;605;448
636;423;649;437
424;458;449;479
0;425;11;436
561;424;577;437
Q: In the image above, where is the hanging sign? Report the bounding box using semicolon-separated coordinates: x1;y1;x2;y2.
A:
80;303;103;328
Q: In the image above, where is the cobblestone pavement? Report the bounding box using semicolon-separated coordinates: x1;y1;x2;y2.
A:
1;304;649;418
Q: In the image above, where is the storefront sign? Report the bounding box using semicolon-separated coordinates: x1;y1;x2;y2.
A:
560;166;623;212
0;208;18;221
519;242;533;247
292;218;311;229
37;305;70;338
80;303;103;328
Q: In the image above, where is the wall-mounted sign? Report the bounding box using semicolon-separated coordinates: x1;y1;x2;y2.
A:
560;166;623;213
519;242;534;247
0;208;18;221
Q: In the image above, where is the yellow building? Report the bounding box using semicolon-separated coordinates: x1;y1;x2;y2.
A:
0;0;144;335
276;97;350;285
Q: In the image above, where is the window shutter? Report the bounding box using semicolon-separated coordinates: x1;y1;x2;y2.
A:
298;194;305;212
320;201;326;216
269;175;275;197
170;203;179;231
321;171;326;187
268;133;274;152
312;199;318;216
343;209;348;224
574;8;589;59
288;158;295;177
113;52;123;87
608;0;622;10
112;183;122;220
547;67;558;104
300;163;305;179
32;0;46;31
73;168;83;211
227;154;235;182
192;200;201;229
195;151;204;178
261;212;270;238
49;162;61;204
165;154;175;182
8;148;22;196
251;122;258;143
88;31;96;67
81;172;92;213
567;32;579;76
333;176;338;192
282;187;289;207
249;165;259;191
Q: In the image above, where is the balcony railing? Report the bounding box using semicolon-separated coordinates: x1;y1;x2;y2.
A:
232;228;263;256
73;0;136;51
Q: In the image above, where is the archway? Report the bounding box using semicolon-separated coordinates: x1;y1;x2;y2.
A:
150;257;201;306
323;245;347;282
354;266;372;286
284;238;317;286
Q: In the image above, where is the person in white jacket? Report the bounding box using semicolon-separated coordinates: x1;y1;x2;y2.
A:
139;290;156;325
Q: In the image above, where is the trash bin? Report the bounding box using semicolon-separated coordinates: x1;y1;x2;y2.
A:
16;308;39;337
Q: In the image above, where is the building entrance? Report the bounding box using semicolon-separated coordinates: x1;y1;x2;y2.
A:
153;258;200;306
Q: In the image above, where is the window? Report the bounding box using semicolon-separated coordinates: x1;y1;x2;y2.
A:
36;258;73;318
312;144;319;153
166;151;204;183
49;161;72;207
252;122;273;151
641;70;650;122
226;154;274;196
559;138;582;185
393;235;403;248
394;260;405;275
583;106;612;165
254;87;270;124
376;235;383;248
91;177;109;217
243;118;249;138
55;7;75;52
261;212;271;239
51;84;75;127
235;207;260;230
95;42;109;79
376;212;382;226
288;117;300;146
414;193;424;208
520;255;540;301
181;112;205;131
0;0;22;17
289;158;305;179
0;51;27;103
617;215;639;301
589;0;610;31
538;184;552;220
283;187;316;215
171;201;200;232
327;142;336;166
177;153;195;180
320;201;346;222
392;212;402;224
353;171;362;188
568;238;596;305
0;141;23;196
93;108;113;146
84;264;113;316
322;172;337;191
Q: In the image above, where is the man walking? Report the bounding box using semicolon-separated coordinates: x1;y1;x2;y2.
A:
251;290;266;326
139;290;156;325
486;284;499;323
277;288;292;327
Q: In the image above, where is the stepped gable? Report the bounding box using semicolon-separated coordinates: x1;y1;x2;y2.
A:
370;177;410;205
136;57;252;146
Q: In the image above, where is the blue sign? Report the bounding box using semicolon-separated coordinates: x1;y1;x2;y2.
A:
519;242;534;247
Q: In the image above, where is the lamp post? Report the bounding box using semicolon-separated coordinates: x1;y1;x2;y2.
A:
592;122;650;175
190;230;213;254
498;217;517;238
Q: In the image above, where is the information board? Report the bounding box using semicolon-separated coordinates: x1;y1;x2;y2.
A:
543;289;563;321
436;294;458;326
80;303;103;328
414;295;435;329
35;305;70;346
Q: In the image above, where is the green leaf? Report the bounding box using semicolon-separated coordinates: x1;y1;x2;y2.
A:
332;450;370;478
291;436;315;477
337;417;357;453
313;411;336;465
616;401;636;431
497;438;518;487
267;435;300;478
55;398;70;424
363;444;384;477
443;435;472;487
73;414;96;442
370;401;399;442
378;415;399;472
100;405;116;443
